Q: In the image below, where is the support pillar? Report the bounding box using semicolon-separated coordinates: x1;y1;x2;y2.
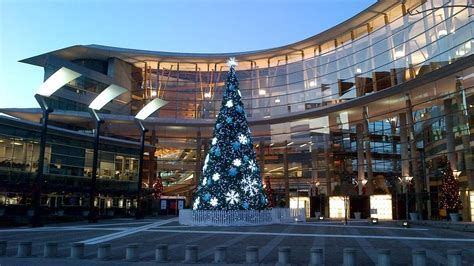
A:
362;106;374;195
194;131;202;186
444;99;456;168
406;95;423;219
284;141;289;208
356;124;365;196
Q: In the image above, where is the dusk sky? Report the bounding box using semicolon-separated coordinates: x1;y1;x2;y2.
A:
0;0;375;109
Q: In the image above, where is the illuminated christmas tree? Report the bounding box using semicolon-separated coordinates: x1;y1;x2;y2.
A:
264;177;275;208
193;58;267;210
440;162;462;212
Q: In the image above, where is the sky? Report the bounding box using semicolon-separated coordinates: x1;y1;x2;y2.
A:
0;0;376;109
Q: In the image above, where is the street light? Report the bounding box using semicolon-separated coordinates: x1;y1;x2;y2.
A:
134;98;168;219
452;169;461;180
31;67;81;227
399;176;413;223
87;84;127;223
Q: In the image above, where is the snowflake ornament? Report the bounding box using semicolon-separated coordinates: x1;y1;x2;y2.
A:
210;197;218;207
233;158;242;167
226;100;233;108
202;177;207;186
193;197;200;210
225;190;240;205
238;134;248;144
212;137;217;145
212;172;220;181
242;176;258;196
248;160;257;172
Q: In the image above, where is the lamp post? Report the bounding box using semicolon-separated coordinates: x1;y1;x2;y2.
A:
30;67;81;227
399;176;413;221
87;84;127;223
134;98;168;219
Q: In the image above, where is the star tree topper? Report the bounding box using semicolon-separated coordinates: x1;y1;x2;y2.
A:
227;57;238;68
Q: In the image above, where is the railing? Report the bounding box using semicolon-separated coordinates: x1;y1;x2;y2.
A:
179;208;306;226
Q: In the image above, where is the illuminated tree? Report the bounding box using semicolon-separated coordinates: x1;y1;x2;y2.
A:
193;58;267;210
440;163;462;213
264;177;274;208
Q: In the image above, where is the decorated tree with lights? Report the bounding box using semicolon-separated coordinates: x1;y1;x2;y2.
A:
193;58;267;210
264;177;275;208
440;162;462;213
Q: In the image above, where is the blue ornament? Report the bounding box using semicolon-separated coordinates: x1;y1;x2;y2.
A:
229;167;238;176
214;147;221;156
236;105;243;113
204;193;211;201
243;202;249;209
232;142;240;150
226;117;233;123
243;155;249;162
216;123;222;129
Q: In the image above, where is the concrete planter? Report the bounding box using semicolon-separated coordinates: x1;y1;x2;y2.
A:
449;213;459;222
409;212;418;221
354;212;361;220
314;212;321;219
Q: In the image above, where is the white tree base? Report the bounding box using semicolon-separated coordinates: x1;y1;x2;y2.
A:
179;208;305;226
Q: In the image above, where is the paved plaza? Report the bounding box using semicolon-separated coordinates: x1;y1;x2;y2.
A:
0;217;473;265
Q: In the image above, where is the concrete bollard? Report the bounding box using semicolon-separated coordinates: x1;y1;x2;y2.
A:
0;241;6;256
44;242;58;258
97;243;111;260
126;244;139;262
70;243;85;259
214;245;227;263
278;246;291;265
343;248;356;266
412;249;426;266
377;249;391;266
155;244;169;262
309;247;323;266
447;249;462;266
184;245;198;264
17;241;32;258
246;246;259;264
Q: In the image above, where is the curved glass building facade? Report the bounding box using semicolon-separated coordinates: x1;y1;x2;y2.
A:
2;0;474;220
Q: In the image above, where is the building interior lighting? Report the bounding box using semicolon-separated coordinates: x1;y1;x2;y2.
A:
89;84;127;110
36;67;81;97
438;29;448;37
259;89;266;95
263;115;271;119
269;143;274;146
299;143;307;148
274;98;281;103
135;98;168;120
204;92;211;98
394;50;405;59
309;80;317;87
151;91;157;97
287;141;294;146
356;68;362;73
369;195;393;219
452;170;462;180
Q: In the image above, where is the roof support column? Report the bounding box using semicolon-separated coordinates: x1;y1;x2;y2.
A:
362;106;374;195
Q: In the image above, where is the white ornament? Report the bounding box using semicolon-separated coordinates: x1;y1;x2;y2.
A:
238;134;248;144
248;160;257;172
212;172;220;181
227;57;238;67
242;176;258;196
210;197;218;207
225;190;239;205
233;158;242;167
202;177;207;186
203;154;209;170
226;100;233;108
212;137;217;145
193;197;200;210
238;90;241;97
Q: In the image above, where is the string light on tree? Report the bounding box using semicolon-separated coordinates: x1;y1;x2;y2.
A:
440;162;462;214
192;57;267;210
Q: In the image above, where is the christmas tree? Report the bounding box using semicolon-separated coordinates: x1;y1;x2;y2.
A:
264;177;275;208
440;162;462;212
193;58;267;211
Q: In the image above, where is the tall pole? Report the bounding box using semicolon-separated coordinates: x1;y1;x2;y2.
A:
88;110;103;223
405;183;409;221
31;95;52;227
136;120;148;219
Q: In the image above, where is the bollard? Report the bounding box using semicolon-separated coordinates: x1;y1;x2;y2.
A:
126;244;139;262
377;249;391;266
447;250;462;266
278;246;291;265
246;246;259;264
44;242;58;258
70;243;85;259
0;241;6;256
214;245;227;263
155;244;169;262
97;243;111;260
309;247;323;266
184;245;198;264
17;241;32;258
343;248;356;266
412;249;426;266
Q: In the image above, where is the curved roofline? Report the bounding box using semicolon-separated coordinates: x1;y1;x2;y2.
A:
21;0;401;66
